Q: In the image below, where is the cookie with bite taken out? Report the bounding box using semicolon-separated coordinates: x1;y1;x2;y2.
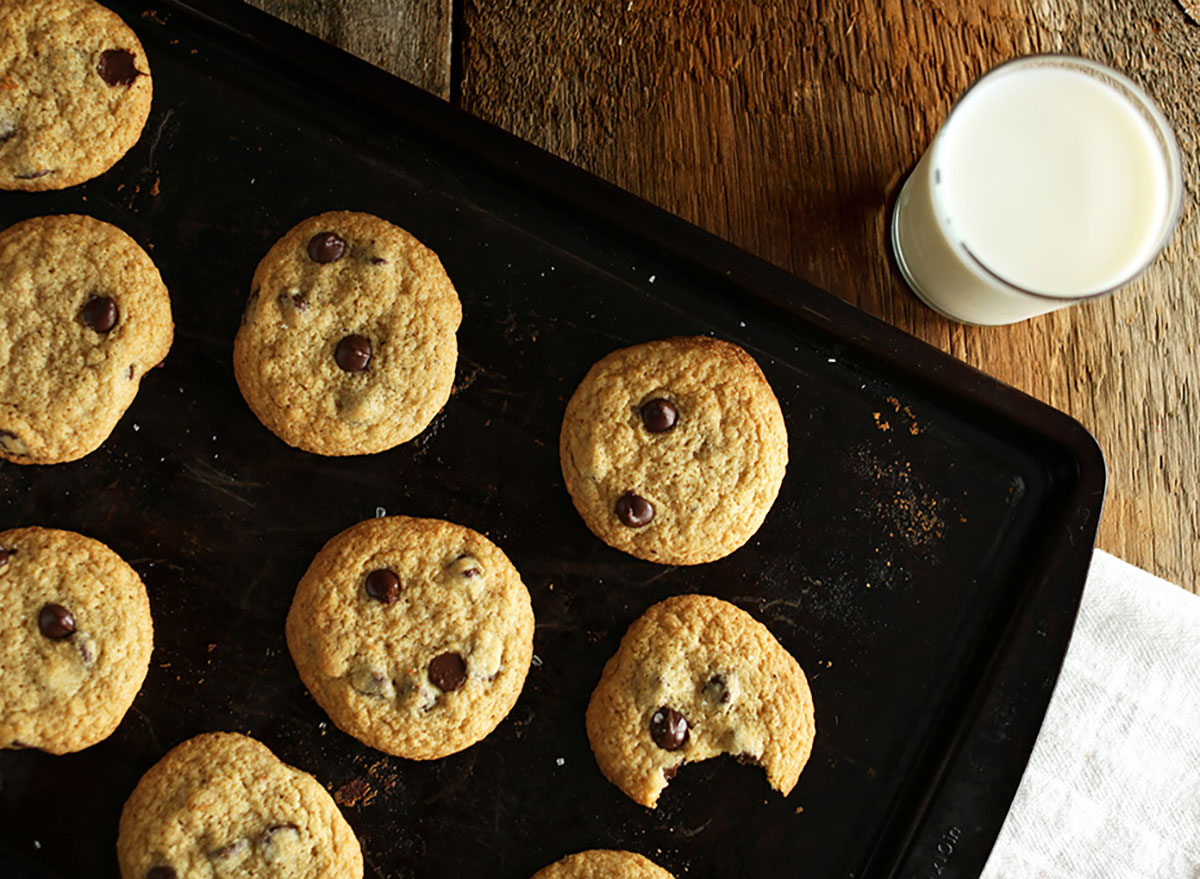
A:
586;594;815;808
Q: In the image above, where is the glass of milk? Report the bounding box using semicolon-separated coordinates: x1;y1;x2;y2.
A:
891;56;1182;325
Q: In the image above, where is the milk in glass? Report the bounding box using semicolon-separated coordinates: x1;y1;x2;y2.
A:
891;58;1180;325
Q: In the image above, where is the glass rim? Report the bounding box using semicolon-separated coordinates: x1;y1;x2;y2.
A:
926;54;1184;303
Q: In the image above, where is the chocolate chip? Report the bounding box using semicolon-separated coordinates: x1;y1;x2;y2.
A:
428;652;467;692
615;492;654;527
307;232;346;264
663;764;680;780
128;364;136;380
364;568;400;604
449;555;483;578
0;547;12;567
75;632;98;666
418;686;439;712
334;334;371;372
640;398;678;432
261;823;300;862
0;122;15;144
80;296;119;333
15;169;53;179
0;430;25;455
262;822;299;839
97;49;141;86
349;664;395;699
290;292;308;310
704;674;732;704
146;867;176;879
38;604;75;640
211;838;248;862
650;706;689;751
75;632;99;666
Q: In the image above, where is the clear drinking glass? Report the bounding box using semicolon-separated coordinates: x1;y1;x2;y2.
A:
891;56;1183;326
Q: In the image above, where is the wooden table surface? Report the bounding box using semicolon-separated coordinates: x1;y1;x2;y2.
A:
248;0;1200;594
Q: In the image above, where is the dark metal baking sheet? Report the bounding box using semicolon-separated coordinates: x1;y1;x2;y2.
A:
0;3;1105;878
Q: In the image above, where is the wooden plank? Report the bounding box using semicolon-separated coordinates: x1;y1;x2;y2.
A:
460;0;1200;591
244;0;452;97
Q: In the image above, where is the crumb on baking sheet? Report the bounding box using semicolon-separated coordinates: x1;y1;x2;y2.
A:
886;396;922;434
333;777;376;807
365;759;399;791
854;449;946;551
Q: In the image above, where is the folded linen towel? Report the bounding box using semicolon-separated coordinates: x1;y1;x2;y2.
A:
980;549;1200;879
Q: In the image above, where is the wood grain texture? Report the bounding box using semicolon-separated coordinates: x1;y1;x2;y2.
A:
244;0;452;97
458;0;1200;592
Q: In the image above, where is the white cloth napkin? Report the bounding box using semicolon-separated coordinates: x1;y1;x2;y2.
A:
980;549;1200;879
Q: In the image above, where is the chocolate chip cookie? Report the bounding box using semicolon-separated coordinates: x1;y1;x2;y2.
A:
531;850;676;879
586;594;815;808
0;214;174;465
560;336;788;565
233;211;462;456
0;0;153;191
285;515;535;759
0;526;153;754
117;731;363;879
